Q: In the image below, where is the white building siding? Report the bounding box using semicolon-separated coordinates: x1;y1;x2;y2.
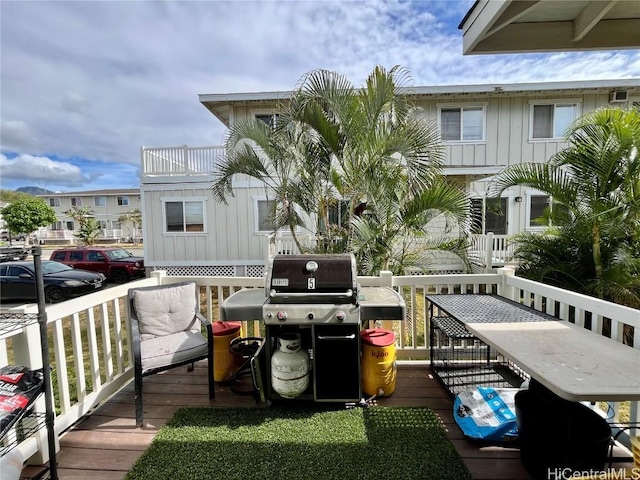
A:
147;80;640;273
142;180;309;270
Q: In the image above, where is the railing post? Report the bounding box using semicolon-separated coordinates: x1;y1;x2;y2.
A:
150;270;167;285
485;232;494;270
379;270;393;288
497;266;516;300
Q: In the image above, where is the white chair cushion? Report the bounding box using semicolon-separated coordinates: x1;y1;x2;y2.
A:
133;283;199;336
140;330;208;371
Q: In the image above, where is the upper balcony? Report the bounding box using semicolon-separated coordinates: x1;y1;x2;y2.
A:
141;145;224;183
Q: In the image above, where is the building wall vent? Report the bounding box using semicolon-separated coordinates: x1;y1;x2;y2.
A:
609;90;628;103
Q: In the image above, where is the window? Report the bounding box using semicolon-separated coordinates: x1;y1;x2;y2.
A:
528;195;549;228
66;221;74;230
86;251;104;262
439;106;484;142
253;111;279;129
69;251;84;261
71;197;82;207
471;197;508;235
49;198;60;207
95;196;107;207
7;265;29;277
96;220;107;229
256;199;277;232
319;201;349;233
164;199;205;233
531;102;578;139
117;196;129;206
51;252;66;261
526;194;570;228
51;222;63;231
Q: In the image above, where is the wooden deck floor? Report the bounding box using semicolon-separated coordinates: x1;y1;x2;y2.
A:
20;363;627;480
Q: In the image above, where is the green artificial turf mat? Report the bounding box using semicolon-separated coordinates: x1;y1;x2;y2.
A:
125;405;471;480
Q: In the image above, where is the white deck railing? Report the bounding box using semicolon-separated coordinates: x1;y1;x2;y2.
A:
141;145;225;177
1;269;638;464
268;232;515;271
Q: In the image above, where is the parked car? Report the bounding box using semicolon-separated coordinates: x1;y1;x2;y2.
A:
0;231;28;242
0;260;106;303
0;246;30;262
50;247;145;284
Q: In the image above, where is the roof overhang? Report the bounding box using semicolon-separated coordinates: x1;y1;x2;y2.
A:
199;78;640;127
459;0;640;55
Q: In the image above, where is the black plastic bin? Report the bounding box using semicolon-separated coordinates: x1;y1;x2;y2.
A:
515;382;611;480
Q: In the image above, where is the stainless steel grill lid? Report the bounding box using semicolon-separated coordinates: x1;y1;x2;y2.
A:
266;254;358;303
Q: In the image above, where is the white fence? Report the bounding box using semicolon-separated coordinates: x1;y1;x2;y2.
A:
268;232;515;271
1;269;638;464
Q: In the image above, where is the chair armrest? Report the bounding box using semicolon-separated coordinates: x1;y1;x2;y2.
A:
196;312;211;326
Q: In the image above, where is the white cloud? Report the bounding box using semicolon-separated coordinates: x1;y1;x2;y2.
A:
0;153;101;187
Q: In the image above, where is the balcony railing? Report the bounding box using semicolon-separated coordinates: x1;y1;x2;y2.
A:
268;232;515;271
35;229;143;243
2;269;639;466
141;145;224;177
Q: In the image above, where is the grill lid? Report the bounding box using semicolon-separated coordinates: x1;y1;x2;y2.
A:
266;254;358;303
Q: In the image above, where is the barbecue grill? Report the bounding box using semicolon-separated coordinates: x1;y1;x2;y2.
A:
221;254;405;404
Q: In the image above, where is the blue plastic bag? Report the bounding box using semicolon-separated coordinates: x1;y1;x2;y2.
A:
453;387;519;442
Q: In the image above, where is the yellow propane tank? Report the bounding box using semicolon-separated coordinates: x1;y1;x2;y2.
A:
212;321;242;382
360;328;397;397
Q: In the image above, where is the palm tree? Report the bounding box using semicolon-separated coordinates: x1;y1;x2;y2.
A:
119;209;143;244
282;66;472;272
64;206;101;246
212;65;471;274
489;106;640;306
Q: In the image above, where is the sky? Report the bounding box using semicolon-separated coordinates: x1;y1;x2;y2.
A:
1;0;639;193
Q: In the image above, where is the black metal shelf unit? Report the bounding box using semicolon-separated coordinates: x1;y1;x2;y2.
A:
0;247;58;479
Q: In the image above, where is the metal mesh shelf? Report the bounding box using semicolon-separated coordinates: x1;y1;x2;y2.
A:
432;316;476;339
0;411;46;457
431;363;527;397
0;313;39;338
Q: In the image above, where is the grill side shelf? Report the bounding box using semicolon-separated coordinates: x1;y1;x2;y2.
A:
359;287;406;321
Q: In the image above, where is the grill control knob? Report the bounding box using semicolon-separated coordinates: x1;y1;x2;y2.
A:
335;311;346;323
276;310;287;322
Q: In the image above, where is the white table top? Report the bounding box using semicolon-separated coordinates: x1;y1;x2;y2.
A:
467;320;640;402
427;294;640;402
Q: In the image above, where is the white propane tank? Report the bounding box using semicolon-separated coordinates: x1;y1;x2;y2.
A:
271;333;309;398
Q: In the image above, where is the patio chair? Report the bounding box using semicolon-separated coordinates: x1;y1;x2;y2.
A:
128;281;214;427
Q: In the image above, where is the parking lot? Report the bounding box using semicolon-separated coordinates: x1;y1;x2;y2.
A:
0;245;145;308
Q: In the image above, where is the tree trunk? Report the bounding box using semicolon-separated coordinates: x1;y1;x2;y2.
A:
591;222;603;298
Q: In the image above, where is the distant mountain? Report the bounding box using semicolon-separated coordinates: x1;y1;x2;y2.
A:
15;186;55;195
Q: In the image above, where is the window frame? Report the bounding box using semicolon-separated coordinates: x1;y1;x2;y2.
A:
70;197;82;207
470;195;512;235
251;109;279;129
252;196;298;234
94;196;107;207
437;103;487;143
528;99;581;141
161;197;207;234
49;197;61;207
525;191;549;231
117;196;130;206
524;190;569;231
